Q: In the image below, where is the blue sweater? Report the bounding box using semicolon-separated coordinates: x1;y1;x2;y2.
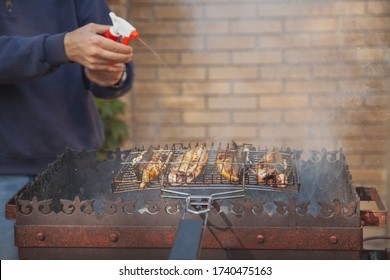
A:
0;0;134;175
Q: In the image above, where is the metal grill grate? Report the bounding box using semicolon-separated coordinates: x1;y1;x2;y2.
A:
111;142;300;194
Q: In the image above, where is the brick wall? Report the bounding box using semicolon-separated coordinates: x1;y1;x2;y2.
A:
107;0;390;210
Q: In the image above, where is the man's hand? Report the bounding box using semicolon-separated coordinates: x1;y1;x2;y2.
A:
84;64;125;87
64;23;133;71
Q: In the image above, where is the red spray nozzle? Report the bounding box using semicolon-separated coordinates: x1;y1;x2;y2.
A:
106;12;138;45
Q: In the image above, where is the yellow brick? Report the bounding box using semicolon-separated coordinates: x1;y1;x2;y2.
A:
340;17;390;31
338;79;390;93
338;109;390;124
234;81;282;94
134;67;156;80
183;112;230;124
133;81;180;95
258;2;364;17
159;97;206;110
128;6;153;20
260;66;311;79
326;125;363;138
258;125;310;140
365;94;390;108
284;49;338;63
133;51;179;66
205;4;257;19
311;33;366;47
231;19;282;34
349;169;386;183
367;63;390;78
338;139;387;154
182;82;231;95
259;34;311;48
285;80;337;94
339;48;387;63
207;36;256;50
356;47;390;62
155;37;204;51
345;154;363;167
208;125;257;139
286;18;337;32
136;22;178;35
259;96;309;109
133;112;181;124
209;67;257;79
233;111;283;124
181;52;231;65
284;110;337;124
179;21;229;34
285;140;338;151
311;95;363;109
134;97;158;110
158;67;206;80
110;7;127;19
155;5;201;20
362;154;388;167
208;97;257;109
368;2;390;15
312;64;365;78
367;33;390;46
364;125;389;137
312;2;365;16
258;3;311;17
132;125;160;141
160;125;207;139
233;51;282;64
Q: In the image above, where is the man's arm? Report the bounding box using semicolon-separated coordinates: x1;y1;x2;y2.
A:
0;33;68;84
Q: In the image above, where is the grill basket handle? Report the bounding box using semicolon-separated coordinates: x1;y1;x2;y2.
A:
357;186;387;227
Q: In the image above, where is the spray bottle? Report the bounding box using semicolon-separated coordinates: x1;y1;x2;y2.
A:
105;12;171;70
105;12;139;45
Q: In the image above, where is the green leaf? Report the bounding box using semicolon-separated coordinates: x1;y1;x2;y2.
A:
95;98;129;153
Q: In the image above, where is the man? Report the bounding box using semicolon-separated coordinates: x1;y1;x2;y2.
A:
0;0;134;259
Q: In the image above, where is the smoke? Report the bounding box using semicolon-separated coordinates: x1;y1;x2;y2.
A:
176;0;390;151
125;0;390;233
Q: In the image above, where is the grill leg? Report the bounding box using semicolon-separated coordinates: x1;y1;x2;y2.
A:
169;219;204;260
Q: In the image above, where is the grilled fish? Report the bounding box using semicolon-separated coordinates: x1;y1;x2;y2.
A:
215;142;249;183
137;147;173;189
168;145;208;185
252;149;288;187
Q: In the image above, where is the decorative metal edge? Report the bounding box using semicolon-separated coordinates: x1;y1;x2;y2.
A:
16;196;359;219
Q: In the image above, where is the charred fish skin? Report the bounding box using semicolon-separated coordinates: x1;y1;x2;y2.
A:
138;147;173;189
252;148;289;187
215;150;240;183
215;142;250;183
167;144;208;185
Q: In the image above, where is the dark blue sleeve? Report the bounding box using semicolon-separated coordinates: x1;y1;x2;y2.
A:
0;0;133;96
0;33;68;84
85;62;135;99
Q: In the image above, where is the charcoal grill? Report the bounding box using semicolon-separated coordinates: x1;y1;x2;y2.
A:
111;142;299;259
5;143;388;260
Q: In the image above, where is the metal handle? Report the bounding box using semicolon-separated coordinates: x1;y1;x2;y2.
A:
169;219;205;260
169;195;212;260
185;196;213;215
162;187;245;259
5;187;26;221
357;186;387;227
